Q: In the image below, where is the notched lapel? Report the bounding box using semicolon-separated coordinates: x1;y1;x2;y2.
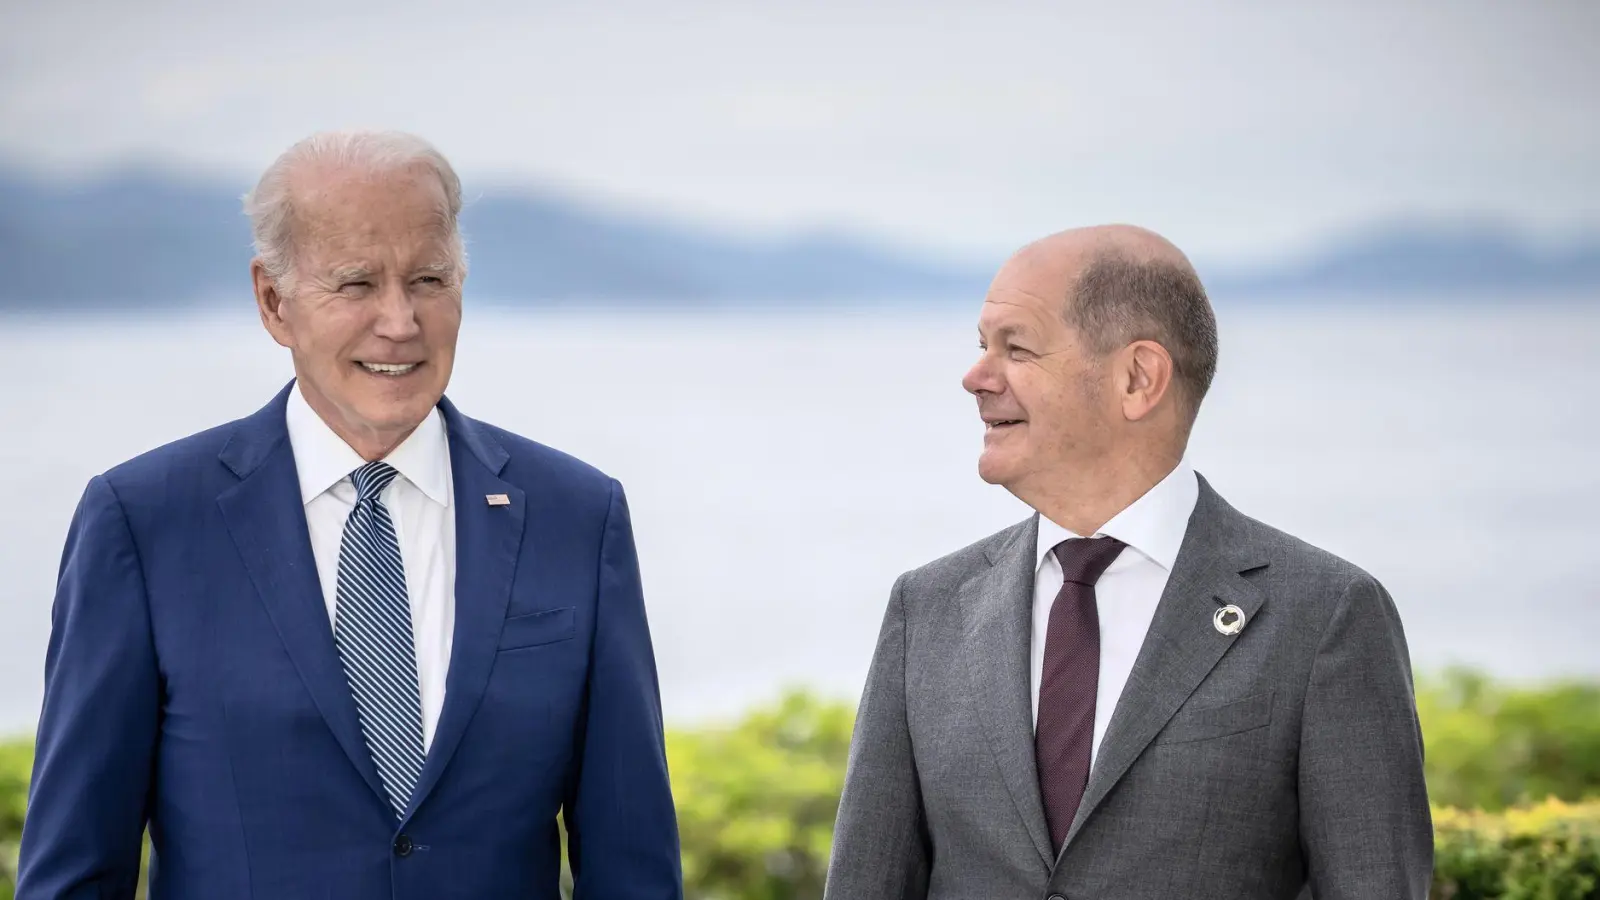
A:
402;417;526;821
217;434;388;804
1060;485;1268;853
961;516;1055;869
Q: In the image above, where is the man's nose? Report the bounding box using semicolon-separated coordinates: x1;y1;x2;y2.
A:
963;353;1003;396
372;282;422;341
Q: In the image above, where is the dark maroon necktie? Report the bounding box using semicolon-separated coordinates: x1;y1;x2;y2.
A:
1036;535;1126;851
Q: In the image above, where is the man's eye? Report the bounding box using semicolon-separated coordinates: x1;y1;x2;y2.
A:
340;281;371;291
416;276;443;285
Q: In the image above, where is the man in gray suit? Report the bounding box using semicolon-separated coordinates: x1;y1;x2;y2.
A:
824;225;1433;899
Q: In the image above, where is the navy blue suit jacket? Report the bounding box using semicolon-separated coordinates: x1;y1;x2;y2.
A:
17;383;683;900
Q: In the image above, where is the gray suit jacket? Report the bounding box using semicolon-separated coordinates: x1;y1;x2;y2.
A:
824;475;1432;900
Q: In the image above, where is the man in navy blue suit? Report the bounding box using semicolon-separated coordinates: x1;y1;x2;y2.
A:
17;130;683;900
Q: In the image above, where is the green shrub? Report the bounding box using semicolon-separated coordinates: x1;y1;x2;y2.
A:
2;672;1599;899
0;740;28;900
1419;668;1600;811
666;689;854;900
1432;799;1600;899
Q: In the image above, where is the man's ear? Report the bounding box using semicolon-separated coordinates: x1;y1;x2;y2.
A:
1120;339;1175;423
252;260;293;349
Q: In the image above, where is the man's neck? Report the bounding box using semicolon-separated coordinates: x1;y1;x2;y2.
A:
1019;450;1182;537
296;382;417;463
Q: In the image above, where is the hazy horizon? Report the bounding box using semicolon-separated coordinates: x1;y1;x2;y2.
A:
2;0;1595;263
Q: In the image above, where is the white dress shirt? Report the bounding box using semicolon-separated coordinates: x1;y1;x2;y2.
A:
1030;459;1200;770
286;384;456;751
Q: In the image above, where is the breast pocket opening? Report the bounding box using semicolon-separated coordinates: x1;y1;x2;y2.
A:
497;607;577;652
1153;691;1275;745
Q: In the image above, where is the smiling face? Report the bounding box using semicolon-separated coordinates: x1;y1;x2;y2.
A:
960;249;1117;498
253;163;463;460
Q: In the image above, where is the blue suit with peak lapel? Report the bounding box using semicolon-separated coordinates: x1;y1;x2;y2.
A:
18;382;683;900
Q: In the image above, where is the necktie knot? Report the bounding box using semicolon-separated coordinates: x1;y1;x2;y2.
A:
1053;536;1126;586
350;461;399;504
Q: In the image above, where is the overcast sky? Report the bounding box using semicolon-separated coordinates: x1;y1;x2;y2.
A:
1;0;1595;261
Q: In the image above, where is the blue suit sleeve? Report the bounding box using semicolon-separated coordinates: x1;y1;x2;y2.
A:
564;478;683;900
16;476;159;900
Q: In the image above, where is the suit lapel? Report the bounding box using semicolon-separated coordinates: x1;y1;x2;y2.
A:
1060;477;1268;851
961;516;1056;869
401;399;526;821
217;383;387;804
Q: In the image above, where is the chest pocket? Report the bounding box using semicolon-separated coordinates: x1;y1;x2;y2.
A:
1153;691;1274;745
497;607;576;651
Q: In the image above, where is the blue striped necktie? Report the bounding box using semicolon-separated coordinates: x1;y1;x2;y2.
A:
333;460;427;818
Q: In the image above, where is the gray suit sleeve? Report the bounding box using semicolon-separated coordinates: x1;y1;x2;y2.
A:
823;574;931;900
1298;572;1433;899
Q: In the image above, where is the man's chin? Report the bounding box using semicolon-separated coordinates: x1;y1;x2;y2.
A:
350;377;443;413
342;392;441;440
367;404;437;436
976;453;1016;487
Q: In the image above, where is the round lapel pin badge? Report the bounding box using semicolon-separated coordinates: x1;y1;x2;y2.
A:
1213;604;1246;636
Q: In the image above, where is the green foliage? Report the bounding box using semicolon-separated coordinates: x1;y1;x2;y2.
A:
666;689;855;900
1433;799;1600;899
0;740;28;900
1419;668;1600;811
1;672;1598;899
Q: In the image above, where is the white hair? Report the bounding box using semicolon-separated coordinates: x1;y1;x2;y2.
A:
242;130;468;297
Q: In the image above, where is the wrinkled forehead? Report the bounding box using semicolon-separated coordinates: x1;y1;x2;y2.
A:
290;164;452;241
976;241;1090;331
1002;237;1092;290
978;284;1069;339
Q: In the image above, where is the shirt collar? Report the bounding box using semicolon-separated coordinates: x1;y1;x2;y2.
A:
1035;457;1199;573
284;382;452;508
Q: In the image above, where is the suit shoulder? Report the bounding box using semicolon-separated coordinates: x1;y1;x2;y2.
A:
470;420;615;497
1218;503;1392;633
896;518;1030;598
98;417;247;496
1234;511;1374;585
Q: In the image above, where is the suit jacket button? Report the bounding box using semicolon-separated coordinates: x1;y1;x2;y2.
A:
394;834;414;857
1046;894;1067;900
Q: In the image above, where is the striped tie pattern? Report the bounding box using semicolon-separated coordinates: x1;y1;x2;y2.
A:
333;460;427;818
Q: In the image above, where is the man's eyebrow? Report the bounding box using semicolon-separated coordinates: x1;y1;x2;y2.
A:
330;265;373;282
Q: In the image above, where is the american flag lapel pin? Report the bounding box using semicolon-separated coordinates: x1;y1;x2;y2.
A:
485;493;510;507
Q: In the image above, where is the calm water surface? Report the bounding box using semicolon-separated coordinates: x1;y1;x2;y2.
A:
1;300;1596;732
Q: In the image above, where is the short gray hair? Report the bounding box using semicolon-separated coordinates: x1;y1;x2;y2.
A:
242;129;467;297
1068;253;1219;423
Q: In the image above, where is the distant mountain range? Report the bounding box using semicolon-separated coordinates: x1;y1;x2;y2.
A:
1;165;1595;312
1206;222;1600;298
